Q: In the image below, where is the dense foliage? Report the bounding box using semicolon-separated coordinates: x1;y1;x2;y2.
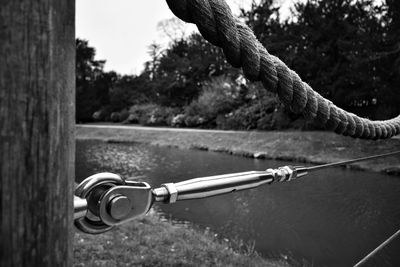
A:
76;0;400;128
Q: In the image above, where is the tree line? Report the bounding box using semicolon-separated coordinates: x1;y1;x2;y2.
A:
76;0;400;130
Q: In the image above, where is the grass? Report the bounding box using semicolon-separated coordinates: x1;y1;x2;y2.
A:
74;211;289;267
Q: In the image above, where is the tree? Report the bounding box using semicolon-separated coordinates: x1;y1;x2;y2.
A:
244;0;397;119
145;42;163;80
145;33;240;107
157;17;189;42
76;39;113;122
374;0;400;117
109;74;154;111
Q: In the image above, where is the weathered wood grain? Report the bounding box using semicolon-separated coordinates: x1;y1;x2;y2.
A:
0;1;75;266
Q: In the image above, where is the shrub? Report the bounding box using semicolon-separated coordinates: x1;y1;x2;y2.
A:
217;105;260;130
256;114;274;130
107;109;130;123
184;115;206;128
119;109;129;122
171;114;186;127
110;112;120;122
122;113;139;124
185;76;239;123
126;104;180;126
92;106;112;122
129;103;159;119
256;107;293;130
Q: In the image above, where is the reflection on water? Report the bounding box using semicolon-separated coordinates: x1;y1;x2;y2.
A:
76;140;400;266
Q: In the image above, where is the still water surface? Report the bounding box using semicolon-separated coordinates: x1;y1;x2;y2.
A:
76;140;400;266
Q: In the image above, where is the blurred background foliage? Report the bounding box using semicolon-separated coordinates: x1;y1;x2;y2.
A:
76;0;400;130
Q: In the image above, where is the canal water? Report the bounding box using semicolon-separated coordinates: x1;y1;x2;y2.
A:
76;140;400;266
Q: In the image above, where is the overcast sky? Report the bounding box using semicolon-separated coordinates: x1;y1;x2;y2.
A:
76;1;292;75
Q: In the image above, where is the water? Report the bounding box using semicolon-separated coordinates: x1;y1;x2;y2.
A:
76;140;400;266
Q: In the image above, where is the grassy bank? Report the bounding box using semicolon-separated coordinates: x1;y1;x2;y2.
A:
74;211;288;267
77;124;400;175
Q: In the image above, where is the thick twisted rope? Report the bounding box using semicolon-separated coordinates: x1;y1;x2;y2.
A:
166;0;400;139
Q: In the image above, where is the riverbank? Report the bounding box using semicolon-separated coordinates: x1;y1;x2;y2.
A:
74;211;288;267
77;124;400;175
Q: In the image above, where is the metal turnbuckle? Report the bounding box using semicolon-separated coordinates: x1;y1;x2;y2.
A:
73;166;308;234
75;149;398;234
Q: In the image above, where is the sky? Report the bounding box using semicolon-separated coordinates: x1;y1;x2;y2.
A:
76;1;293;75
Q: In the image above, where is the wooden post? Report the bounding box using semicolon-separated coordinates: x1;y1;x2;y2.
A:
0;1;75;266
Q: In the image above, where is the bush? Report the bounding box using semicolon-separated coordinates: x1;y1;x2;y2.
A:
185;76;239;124
122;113;139;124
216;105;260;130
129;103;158;119
92;106;112;122
184;115;206;128
119;109;129;122
126;104;180;126
171;114;186;127
256;114;274;130
110;112;120;122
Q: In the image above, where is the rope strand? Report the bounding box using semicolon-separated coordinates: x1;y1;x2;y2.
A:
166;0;400;139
